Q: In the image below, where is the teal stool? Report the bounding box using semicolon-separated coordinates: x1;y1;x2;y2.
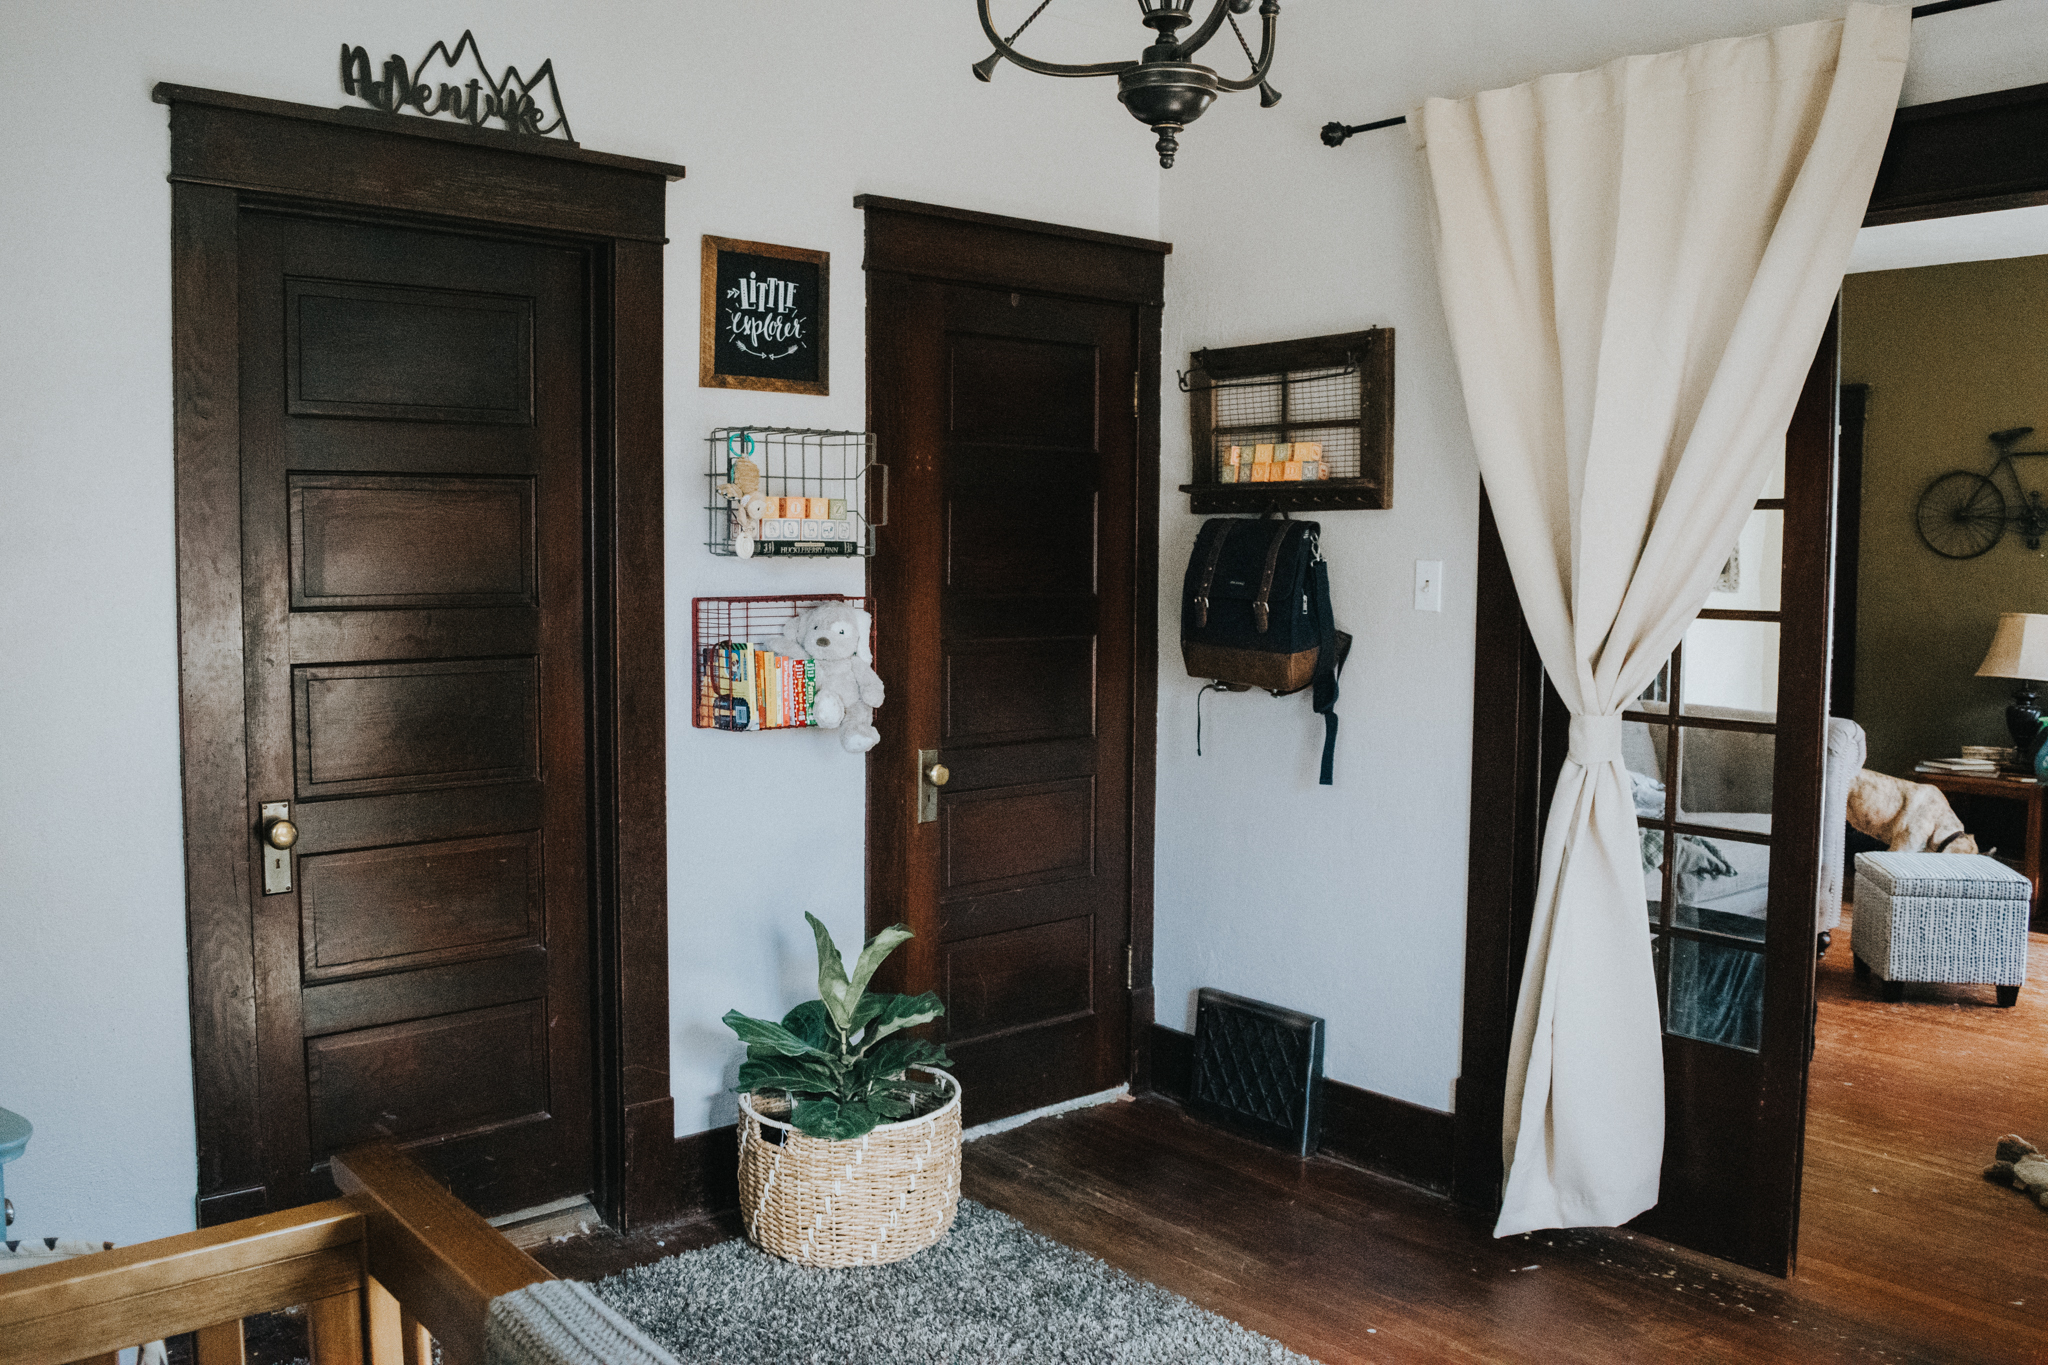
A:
0;1108;30;1236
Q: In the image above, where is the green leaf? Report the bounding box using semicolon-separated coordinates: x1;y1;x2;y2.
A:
792;1096;882;1141
806;912;858;1032
723;1009;828;1058
867;1091;916;1119
780;999;836;1053
737;1054;839;1095
861;1034;950;1077
857;991;945;1046
846;922;915;1005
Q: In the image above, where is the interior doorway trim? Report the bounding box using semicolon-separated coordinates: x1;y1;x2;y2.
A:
1456;77;2048;1233
159;84;682;1230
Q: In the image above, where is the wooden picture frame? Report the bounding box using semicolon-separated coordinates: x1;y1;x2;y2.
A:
700;235;829;395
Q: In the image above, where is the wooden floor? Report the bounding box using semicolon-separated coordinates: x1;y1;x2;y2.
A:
1794;913;2048;1363
537;915;2048;1364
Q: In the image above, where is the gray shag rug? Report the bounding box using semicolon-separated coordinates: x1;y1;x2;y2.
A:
591;1199;1319;1364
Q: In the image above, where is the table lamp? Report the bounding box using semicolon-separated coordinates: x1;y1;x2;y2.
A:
1975;611;2048;755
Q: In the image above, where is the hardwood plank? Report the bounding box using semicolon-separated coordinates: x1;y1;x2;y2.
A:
1792;910;2048;1361
957;1096;2045;1365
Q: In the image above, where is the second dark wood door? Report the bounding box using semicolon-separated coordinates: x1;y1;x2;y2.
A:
868;277;1138;1124
240;209;593;1215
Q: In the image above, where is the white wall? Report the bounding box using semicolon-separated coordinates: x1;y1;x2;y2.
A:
5;0;2045;1243
1148;0;2048;1113
0;0;1157;1243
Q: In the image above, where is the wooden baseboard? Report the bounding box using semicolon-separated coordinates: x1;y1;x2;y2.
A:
1140;1023;1455;1194
672;1124;740;1222
622;1096;681;1229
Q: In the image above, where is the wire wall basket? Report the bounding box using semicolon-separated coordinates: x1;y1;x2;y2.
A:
1202;364;1364;482
691;594;871;730
707;427;884;558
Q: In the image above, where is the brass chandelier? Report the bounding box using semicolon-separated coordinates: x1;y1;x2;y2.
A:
974;0;1282;168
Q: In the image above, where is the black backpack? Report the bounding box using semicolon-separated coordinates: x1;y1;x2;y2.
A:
1181;516;1347;784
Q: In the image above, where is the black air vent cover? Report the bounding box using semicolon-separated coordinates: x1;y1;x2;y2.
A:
1190;988;1324;1157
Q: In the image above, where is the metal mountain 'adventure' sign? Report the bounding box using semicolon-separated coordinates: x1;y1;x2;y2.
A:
700;236;830;396
339;31;574;142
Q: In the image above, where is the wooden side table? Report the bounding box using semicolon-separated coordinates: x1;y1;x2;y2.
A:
1912;769;2044;925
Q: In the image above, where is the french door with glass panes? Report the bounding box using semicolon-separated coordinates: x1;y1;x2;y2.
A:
1620;316;1840;1275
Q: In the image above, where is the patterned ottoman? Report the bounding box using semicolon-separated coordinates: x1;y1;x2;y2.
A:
1852;852;2031;1007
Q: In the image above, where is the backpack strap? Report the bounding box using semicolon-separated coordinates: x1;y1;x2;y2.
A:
1194;520;1233;629
1309;550;1341;785
1253;521;1291;633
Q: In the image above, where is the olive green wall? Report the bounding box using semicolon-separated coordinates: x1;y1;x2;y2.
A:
1842;254;2048;777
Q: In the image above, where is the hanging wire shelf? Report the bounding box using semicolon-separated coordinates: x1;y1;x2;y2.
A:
706;427;885;557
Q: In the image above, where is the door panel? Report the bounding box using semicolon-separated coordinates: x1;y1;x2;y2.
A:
240;210;592;1215
868;273;1140;1125
290;476;536;608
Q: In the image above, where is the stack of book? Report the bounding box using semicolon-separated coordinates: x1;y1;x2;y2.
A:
1915;752;2032;781
698;642;818;731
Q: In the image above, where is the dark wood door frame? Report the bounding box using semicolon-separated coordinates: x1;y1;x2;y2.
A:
855;196;1166;1095
161;85;682;1231
1455;80;2048;1244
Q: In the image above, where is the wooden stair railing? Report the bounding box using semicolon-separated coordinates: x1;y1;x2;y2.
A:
0;1145;553;1365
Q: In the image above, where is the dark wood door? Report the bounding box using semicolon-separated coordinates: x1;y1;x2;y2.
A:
1628;317;1838;1273
239;210;593;1215
868;276;1140;1125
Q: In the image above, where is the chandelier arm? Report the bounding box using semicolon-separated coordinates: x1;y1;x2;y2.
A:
975;0;1138;78
1174;0;1241;58
1211;2;1279;91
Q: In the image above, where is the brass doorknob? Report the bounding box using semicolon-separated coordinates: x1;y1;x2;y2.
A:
264;818;299;850
925;763;950;787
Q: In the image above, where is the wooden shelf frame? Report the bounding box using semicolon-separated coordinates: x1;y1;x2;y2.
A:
1180;328;1394;514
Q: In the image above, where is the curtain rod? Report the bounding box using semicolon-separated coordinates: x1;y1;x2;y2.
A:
1320;0;2011;147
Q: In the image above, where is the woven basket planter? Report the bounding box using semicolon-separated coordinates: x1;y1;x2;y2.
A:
736;1067;961;1268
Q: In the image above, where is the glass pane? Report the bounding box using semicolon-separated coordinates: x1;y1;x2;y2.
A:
1637;659;1672;706
1676;725;1777;820
1704;509;1783;612
1624;717;1670;801
1672;833;1772;928
1665;935;1765;1052
1644;828;1666;923
1756;436;1786;500
1679;618;1779;716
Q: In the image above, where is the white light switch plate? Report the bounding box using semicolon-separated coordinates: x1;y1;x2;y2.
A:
1414;560;1443;612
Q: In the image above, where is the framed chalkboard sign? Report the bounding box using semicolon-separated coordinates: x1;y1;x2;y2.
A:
700;236;829;396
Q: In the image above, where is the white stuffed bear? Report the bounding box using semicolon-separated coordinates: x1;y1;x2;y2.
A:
770;604;883;753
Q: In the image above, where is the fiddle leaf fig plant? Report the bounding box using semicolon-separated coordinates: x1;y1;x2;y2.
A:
724;912;952;1141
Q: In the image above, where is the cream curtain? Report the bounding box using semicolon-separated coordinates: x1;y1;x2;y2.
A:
1414;4;1909;1236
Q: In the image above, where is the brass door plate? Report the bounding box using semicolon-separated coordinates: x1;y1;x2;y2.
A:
261;801;292;894
918;749;941;824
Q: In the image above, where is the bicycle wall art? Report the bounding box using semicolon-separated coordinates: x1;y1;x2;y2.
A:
1916;426;2048;559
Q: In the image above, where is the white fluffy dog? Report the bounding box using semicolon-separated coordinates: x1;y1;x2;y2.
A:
1846;769;1981;855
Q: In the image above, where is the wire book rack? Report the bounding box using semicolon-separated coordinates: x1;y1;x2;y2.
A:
705;427;885;557
691;594;870;730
